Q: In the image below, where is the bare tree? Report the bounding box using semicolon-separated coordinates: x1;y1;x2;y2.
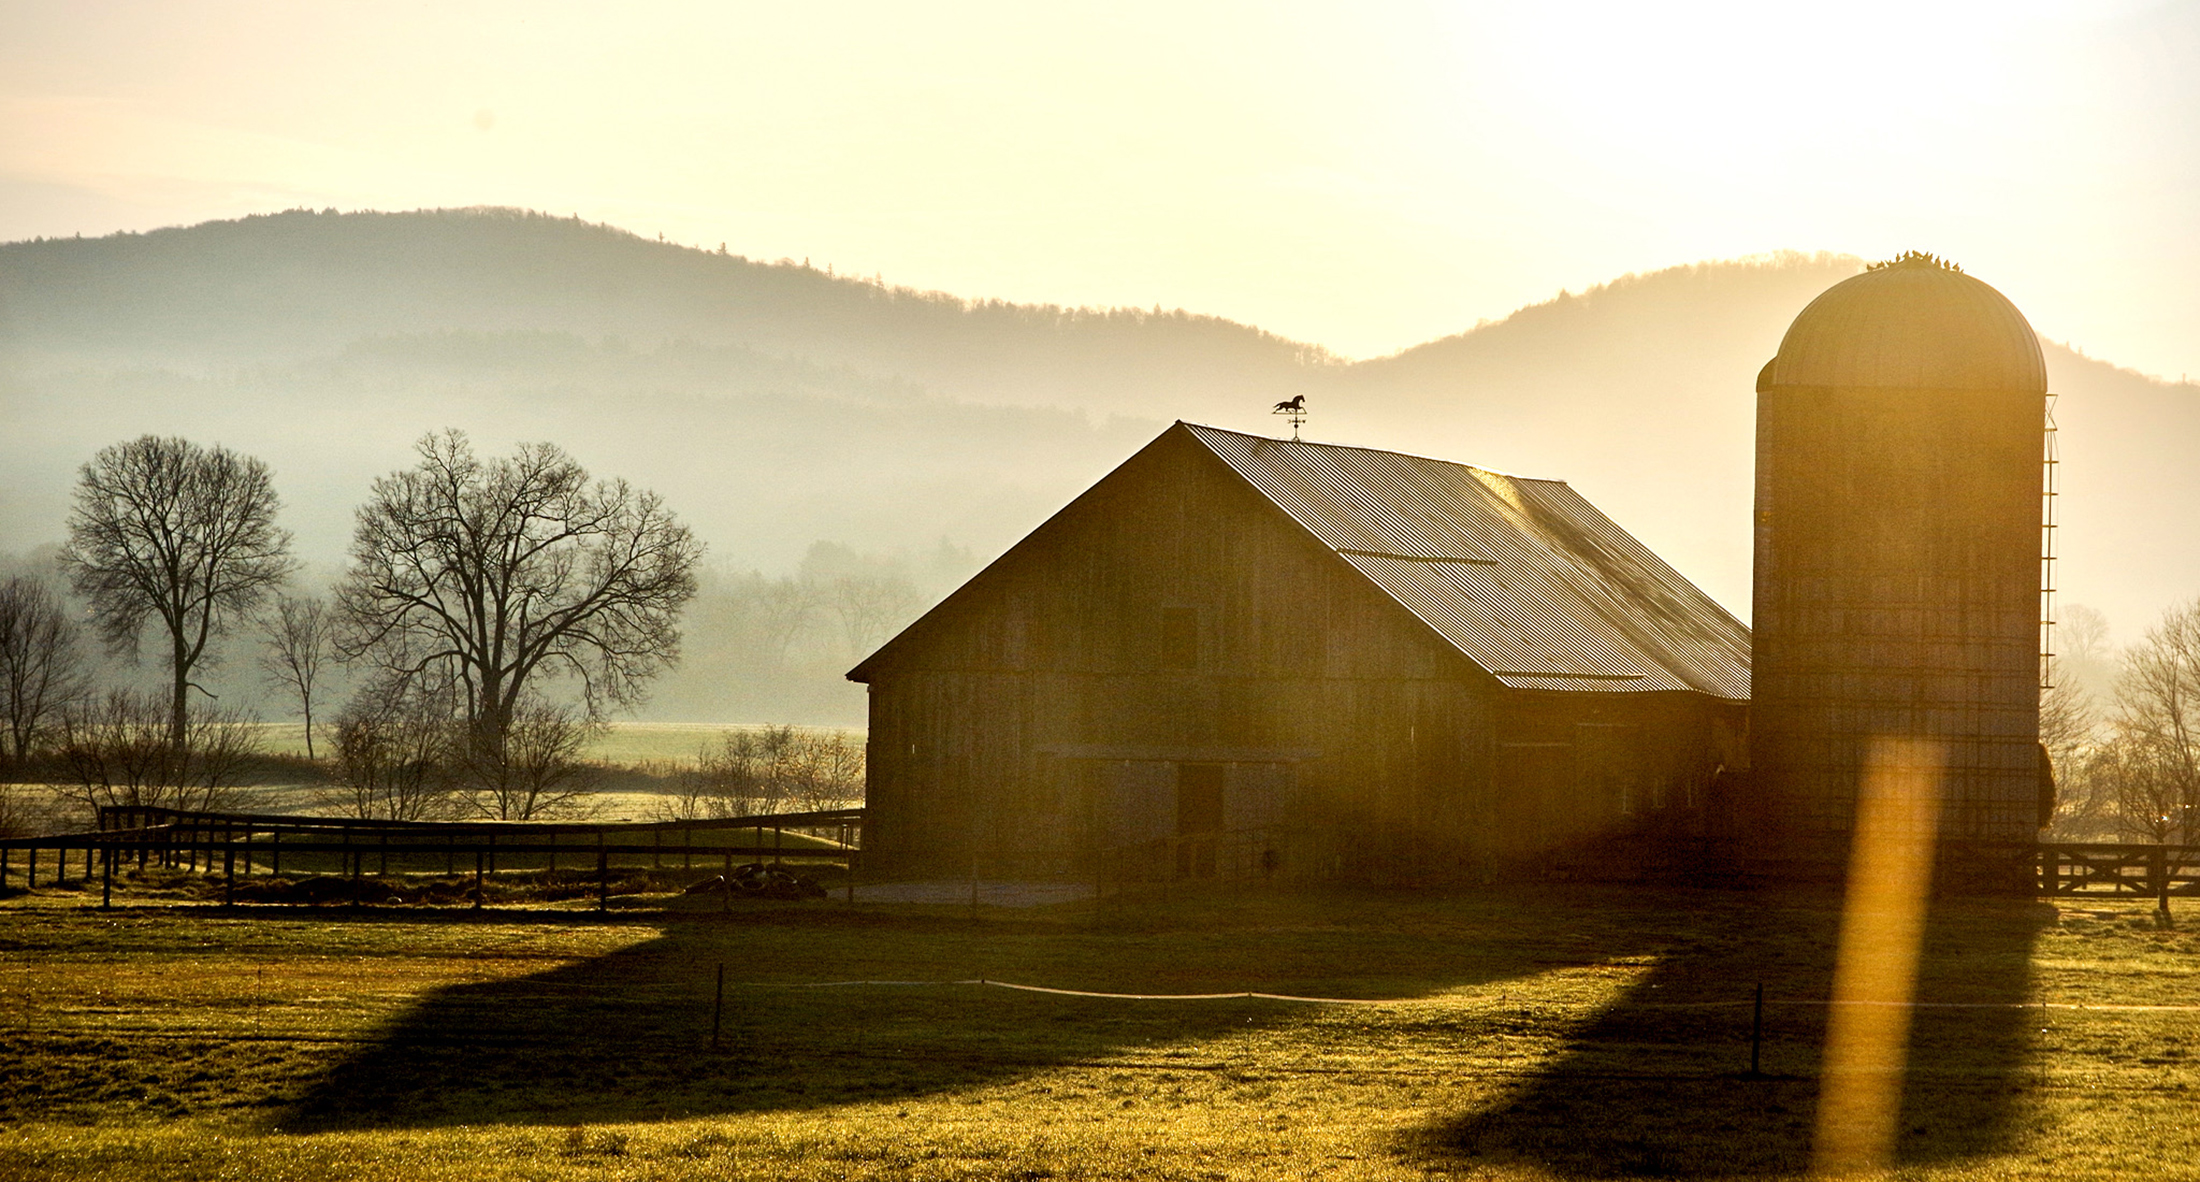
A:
59;436;294;744
335;431;700;783
57;690;260;816
2040;657;2108;837
325;673;461;821
678;725;800;818
0;783;28;840
258;592;335;759
462;696;600;820
825;573;922;658
671;725;865;819
754;576;821;664
787;728;866;811
2109;598;2200;843
2090;729;2188;845
0;576;88;765
2063;603;2113;661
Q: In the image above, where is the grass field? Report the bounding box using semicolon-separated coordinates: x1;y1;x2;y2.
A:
247;722;864;768
0;721;863;830
3;881;2198;1180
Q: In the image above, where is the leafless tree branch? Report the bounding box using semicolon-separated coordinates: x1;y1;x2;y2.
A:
334;431;699;801
0;576;89;765
58;436;294;744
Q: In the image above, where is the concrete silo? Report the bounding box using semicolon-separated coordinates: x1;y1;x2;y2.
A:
1749;252;2049;869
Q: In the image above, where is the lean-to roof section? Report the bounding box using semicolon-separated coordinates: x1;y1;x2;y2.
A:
1184;423;1751;699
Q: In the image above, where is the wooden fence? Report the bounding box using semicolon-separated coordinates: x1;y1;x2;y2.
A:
5;815;2198;907
2037;842;2200;899
0;806;866;910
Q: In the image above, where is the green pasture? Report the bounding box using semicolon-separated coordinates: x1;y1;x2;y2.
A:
2;882;2197;1180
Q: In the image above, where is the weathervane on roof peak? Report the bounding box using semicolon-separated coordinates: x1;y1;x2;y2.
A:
1271;395;1308;441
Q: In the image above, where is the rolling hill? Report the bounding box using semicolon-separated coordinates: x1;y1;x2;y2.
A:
3;207;2194;722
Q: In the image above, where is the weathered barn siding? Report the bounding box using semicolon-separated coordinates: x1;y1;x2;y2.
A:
1493;690;1748;875
860;426;1504;880
856;424;1749;882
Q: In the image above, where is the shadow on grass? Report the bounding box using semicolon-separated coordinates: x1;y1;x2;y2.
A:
284;889;1635;1131
1403;895;2050;1178
277;882;2049;1173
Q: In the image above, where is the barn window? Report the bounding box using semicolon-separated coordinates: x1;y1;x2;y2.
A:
1159;606;1199;670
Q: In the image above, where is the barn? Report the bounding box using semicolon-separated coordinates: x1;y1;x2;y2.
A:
847;422;1751;883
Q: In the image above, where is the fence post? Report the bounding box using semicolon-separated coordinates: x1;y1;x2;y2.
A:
102;844;113;909
597;833;608;913
26;846;35;889
2157;845;2173;918
224;843;236;908
1750;983;1764;1077
474;850;485;910
711;962;725;1051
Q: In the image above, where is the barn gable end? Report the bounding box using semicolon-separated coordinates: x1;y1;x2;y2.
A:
850;422;1750;881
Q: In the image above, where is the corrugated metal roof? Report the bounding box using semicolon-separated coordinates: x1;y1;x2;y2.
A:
1186;423;1752;699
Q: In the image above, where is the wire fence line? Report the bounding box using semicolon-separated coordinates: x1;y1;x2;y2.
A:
733;977;2200;1013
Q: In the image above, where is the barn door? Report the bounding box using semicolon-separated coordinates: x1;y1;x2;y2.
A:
1496;742;1572;854
1575;723;1643;823
1176;763;1224;878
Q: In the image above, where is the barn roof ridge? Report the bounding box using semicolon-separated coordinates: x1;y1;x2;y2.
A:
1171;420;1564;485
1176;421;1752;701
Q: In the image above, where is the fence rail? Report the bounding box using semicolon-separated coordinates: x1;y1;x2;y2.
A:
0;805;867;910
5;815;2199;909
2038;843;2200;898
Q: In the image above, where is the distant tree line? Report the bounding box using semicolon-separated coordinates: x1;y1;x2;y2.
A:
0;429;703;831
646;540;968;725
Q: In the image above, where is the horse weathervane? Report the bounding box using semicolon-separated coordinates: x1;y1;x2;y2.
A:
1271;395;1308;441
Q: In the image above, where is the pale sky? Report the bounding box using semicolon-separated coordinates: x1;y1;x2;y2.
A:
3;0;2196;377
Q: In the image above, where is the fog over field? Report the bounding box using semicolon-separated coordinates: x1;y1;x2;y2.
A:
4;208;2194;723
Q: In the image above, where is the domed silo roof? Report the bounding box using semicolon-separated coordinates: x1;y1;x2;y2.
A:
1757;253;2047;393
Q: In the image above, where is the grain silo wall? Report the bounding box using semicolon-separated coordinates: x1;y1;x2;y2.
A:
1750;383;2042;861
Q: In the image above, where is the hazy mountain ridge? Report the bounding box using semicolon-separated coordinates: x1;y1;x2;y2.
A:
4;208;2195;723
0;206;1330;416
